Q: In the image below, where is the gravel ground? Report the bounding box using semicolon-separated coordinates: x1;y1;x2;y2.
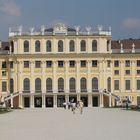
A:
0;108;140;140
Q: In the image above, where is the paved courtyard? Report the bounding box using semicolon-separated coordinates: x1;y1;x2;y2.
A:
0;108;140;140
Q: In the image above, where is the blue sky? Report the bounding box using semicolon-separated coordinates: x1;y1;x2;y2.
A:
0;0;140;40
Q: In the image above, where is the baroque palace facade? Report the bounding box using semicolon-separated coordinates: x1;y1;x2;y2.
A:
0;23;140;108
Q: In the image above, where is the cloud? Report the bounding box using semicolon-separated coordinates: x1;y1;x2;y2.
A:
0;0;21;17
122;18;140;29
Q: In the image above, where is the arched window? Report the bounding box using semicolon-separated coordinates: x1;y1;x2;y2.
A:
11;41;14;53
58;78;64;92
69;78;76;92
35;78;41;92
10;78;14;93
92;77;98;92
58;40;63;52
81;40;86;51
107;40;110;52
23;78;30;91
69;40;75;52
24;40;29;52
80;77;87;92
35;40;40;52
107;77;111;92
46;40;52;52
92;40;97;51
46;78;52;92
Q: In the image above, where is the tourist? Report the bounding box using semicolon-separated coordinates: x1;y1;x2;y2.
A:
79;100;84;114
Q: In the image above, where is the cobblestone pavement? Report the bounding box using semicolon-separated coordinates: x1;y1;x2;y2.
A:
0;108;140;140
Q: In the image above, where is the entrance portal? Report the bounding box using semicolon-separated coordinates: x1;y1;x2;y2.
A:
80;96;88;107
69;95;77;103
24;97;30;108
92;96;98;107
57;95;65;107
34;97;42;108
46;96;53;107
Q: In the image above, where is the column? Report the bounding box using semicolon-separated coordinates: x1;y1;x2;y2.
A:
109;92;112;107
99;60;103;91
42;61;46;93
18;61;23;108
87;60;92;93
19;91;23;108
53;94;57;108
53;61;57;93
30;92;34;108
30;61;35;93
132;60;136;92
88;94;92;107
120;60;124;92
103;60;107;89
65;60;69;93
76;60;80;93
42;94;45;108
100;90;104;107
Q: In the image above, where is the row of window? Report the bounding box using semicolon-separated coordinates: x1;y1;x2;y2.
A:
114;70;140;75
2;78;140;92
22;40;104;53
2;60;140;69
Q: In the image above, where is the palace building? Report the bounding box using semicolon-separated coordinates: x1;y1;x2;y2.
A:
0;23;140;108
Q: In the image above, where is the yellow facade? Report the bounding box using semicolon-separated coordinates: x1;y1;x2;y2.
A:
0;23;140;108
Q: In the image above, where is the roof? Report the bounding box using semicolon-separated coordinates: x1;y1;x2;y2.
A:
111;39;140;49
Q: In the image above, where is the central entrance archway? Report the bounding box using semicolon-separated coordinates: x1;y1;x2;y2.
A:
34;97;42;108
46;96;53;107
57;95;65;107
24;97;30;108
80;96;88;107
92;96;99;107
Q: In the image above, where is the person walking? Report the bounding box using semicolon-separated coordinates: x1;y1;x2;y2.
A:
79;100;84;114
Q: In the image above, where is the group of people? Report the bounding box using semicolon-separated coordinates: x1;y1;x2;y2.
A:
63;100;84;114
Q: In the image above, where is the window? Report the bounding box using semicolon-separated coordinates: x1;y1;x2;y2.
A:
92;60;97;67
10;61;13;68
80;40;86;52
137;80;140;90
10;79;14;93
58;40;63;52
2;61;6;69
46;61;52;68
92;40;97;51
125;80;130;90
24;40;29;52
92;77;98;92
46;40;51;52
58;78;64;92
107;60;111;67
114;80;119;90
69;78;76;92
114;70;119;75
80;78;87;92
137;60;140;67
114;60;119;67
2;81;7;92
125;60;130;67
35;61;41;68
23;78;30;91
46;78;52;92
2;71;6;76
35;40;40;52
11;41;14;53
69;61;75;67
69;40;75;52
24;61;30;68
107;40;110;51
35;78;41;92
58;61;64;68
137;70;140;75
126;70;130;75
81;60;86;67
107;77;111;92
